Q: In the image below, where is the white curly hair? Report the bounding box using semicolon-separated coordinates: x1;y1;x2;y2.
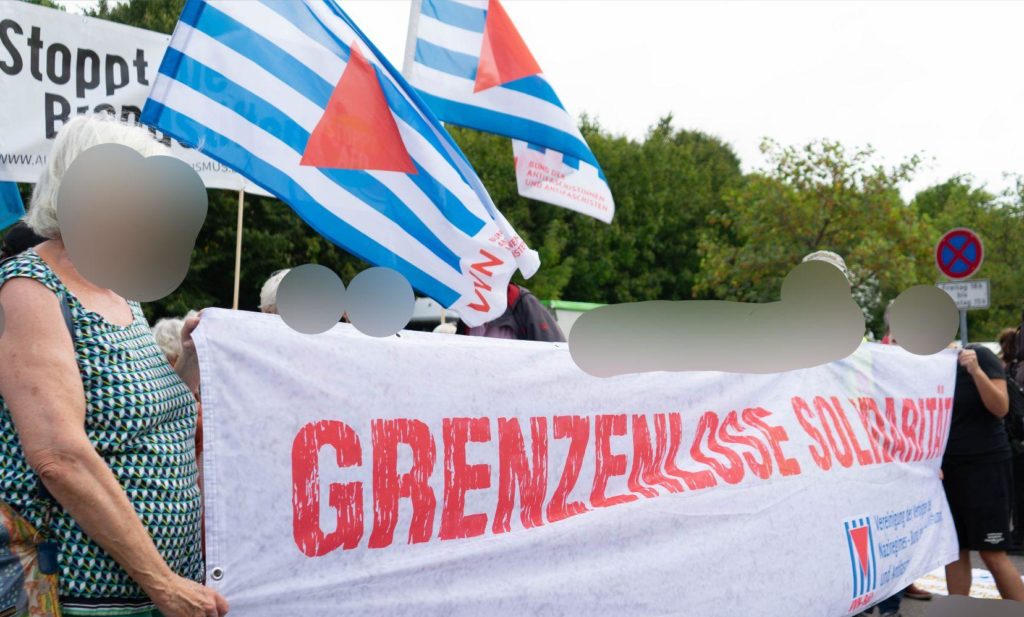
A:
26;114;170;239
151;310;198;364
801;250;850;282
259;269;291;313
152;317;185;364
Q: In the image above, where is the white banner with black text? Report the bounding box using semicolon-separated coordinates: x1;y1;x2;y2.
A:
0;2;269;195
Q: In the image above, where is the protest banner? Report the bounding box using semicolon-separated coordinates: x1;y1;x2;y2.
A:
0;2;269;196
194;308;959;617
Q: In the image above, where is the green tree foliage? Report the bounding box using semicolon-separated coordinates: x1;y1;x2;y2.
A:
574;116;744;303
20;0;65;11
85;0;184;35
150;116;740;319
449;116;743;303
695;139;935;336
14;0;1020;342
153;192;368;318
911;176;1024;338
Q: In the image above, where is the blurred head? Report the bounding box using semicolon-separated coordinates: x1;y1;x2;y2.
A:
433;321;457;335
998;327;1017;365
882;299;895;343
26;114;169;240
259;269;291;314
802;250;850;282
0;221;45;259
152;317;185;365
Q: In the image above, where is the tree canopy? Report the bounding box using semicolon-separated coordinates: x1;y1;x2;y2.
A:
695;139;934;334
6;0;1022;341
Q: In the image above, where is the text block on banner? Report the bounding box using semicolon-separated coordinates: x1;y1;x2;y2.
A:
0;1;268;195
512;140;614;223
192;309;958;617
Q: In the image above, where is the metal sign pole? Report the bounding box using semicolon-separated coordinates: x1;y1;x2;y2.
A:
935;228;985;348
959;309;968;346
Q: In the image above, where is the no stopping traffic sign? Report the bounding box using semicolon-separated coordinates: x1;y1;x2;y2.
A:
935;228;983;280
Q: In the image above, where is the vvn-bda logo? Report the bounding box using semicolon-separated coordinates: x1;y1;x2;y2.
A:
844;516;878;612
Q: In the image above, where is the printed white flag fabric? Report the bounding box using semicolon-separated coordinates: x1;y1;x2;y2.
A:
512;139;614;223
194;308;958;617
404;0;615;223
0;1;268;195
143;0;539;326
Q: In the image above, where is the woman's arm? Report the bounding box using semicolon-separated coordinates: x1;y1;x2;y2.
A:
960;349;1009;418
0;279;226;617
976;376;1010;418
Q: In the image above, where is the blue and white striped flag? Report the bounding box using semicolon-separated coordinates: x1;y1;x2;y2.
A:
142;0;539;325
0;183;25;230
404;0;614;223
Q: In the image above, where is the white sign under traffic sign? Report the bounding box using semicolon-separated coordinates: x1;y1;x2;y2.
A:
936;279;990;311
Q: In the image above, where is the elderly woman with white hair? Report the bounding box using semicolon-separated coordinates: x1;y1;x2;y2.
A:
152;317;186;365
0;115;227;617
151;312;199;366
258;269;290;314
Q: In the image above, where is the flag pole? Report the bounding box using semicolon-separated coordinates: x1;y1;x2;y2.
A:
401;0;423;78
232;188;245;310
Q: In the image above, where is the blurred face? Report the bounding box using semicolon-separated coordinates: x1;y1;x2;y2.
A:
55;143;207;302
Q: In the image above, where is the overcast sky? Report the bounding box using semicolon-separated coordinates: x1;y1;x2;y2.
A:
65;0;1024;199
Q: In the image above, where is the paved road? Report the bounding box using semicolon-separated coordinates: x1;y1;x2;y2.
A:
896;553;1024;617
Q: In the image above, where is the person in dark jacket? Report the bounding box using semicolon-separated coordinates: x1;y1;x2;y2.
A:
1000;327;1024;551
458;284;566;342
0;221;45;260
943;344;1024;600
1014;314;1024;385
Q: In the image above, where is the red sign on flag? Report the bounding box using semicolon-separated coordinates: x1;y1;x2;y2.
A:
301;45;416;173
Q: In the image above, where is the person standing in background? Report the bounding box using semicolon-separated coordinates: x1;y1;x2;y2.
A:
999;328;1017;369
998;327;1024;552
458;283;565;342
942;344;1024;600
0;222;44;260
258;269;291;315
152;317;186;367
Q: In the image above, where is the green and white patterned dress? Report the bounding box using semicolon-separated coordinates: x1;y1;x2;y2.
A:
0;249;203;616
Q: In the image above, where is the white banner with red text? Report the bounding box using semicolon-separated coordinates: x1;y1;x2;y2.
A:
0;1;269;195
193;308;959;617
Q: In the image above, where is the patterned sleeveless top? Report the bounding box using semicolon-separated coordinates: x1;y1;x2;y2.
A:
0;249;203;613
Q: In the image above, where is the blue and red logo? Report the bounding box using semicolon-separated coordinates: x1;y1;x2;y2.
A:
844;516;877;610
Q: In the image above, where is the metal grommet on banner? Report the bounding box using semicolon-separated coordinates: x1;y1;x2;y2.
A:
210;567;225;581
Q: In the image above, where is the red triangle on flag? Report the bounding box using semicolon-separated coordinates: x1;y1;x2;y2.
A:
849;527;871;578
301;44;416;173
474;0;542;93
